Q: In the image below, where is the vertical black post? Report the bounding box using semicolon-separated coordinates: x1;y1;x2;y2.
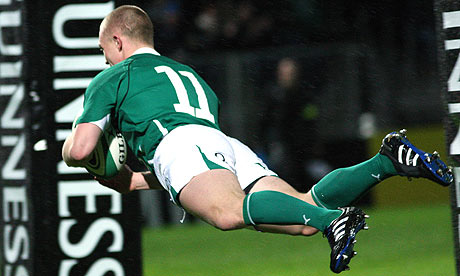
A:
1;0;143;275
0;0;32;275
434;0;460;274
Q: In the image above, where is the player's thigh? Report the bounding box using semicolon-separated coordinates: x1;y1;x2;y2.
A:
179;169;246;230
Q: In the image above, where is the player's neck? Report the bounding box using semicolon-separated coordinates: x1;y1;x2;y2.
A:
124;44;154;59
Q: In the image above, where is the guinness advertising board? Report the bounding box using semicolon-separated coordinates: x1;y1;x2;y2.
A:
1;0;31;275
1;0;143;275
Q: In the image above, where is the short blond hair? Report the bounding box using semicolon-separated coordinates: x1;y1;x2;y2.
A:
102;5;153;46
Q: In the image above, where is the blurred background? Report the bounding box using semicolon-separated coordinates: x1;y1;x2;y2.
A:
118;0;451;226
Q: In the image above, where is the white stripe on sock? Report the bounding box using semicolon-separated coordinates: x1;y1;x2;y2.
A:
246;193;256;226
311;185;328;209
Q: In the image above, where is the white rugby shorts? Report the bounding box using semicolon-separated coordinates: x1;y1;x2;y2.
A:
152;124;277;205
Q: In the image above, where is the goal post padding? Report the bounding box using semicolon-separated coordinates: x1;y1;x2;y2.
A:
434;0;460;274
0;1;143;275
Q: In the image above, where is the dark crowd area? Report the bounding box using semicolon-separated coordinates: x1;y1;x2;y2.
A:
126;0;437;59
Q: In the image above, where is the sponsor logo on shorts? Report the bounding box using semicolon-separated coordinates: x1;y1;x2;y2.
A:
215;152;226;162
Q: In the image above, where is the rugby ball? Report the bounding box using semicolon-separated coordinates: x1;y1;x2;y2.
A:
73;112;127;179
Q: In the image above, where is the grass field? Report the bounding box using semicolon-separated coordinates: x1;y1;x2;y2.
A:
143;203;456;276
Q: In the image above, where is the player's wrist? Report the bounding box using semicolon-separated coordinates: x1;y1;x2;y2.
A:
131;172;149;191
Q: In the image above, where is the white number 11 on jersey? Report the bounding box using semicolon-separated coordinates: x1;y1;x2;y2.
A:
155;65;216;123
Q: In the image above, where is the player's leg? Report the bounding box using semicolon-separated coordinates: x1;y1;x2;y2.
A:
224;136;347;232
245;175;320;236
307;129;453;210
244;175;368;273
225;134;368;273
179;168;344;232
153;125;343;232
306;153;396;210
178;169;247;230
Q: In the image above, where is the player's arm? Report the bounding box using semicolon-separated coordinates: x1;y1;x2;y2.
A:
95;165;162;194
62;123;102;167
133;171;162;190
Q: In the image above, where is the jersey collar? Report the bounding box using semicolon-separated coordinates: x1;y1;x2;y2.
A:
132;47;161;56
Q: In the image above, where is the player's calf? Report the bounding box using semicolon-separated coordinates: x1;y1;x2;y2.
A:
254;225;320;236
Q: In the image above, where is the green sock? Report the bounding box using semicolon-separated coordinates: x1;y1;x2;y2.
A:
242;190;342;232
311;153;397;209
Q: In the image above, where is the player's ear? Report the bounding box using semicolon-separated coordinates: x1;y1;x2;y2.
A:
113;35;122;51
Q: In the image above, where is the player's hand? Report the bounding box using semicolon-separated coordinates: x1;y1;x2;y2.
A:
95;164;133;194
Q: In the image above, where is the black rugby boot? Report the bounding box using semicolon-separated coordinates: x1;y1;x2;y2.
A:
379;129;453;186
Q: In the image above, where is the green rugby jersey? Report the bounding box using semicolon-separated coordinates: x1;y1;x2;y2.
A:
77;49;221;165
